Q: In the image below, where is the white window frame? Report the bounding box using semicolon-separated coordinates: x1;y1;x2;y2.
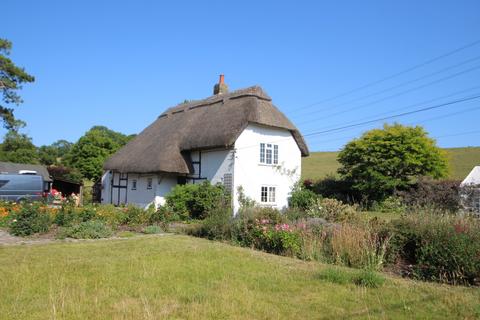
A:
260;186;276;204
147;177;153;190
259;143;279;165
131;179;137;190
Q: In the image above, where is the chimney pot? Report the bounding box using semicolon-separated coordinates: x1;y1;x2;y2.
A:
213;74;229;95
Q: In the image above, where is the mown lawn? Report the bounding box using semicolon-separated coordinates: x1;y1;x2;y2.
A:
302;146;480;180
0;235;479;319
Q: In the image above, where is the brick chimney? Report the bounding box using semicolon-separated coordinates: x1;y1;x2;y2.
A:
213;74;229;95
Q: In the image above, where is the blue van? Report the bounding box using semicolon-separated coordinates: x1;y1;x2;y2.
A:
0;174;46;202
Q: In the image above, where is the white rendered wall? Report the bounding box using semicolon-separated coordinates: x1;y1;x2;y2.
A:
127;174;177;208
101;171;177;208
101;171;112;204
189;149;234;184
232;123;302;214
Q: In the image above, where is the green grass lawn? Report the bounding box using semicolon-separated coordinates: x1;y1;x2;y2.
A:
1;235;479;319
302;146;480;180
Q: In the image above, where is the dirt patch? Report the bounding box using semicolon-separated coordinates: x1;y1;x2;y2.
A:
0;229;56;245
0;229;170;246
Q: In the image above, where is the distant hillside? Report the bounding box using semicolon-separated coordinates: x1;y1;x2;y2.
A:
302;147;480;181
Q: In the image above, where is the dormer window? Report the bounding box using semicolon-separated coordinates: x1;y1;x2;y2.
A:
260;143;278;165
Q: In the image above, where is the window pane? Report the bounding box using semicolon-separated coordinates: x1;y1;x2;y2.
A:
260;143;265;163
273;145;278;164
269;187;276;202
266;149;272;164
147;178;152;189
261;186;267;202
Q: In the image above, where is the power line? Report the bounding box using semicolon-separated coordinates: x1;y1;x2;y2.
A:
297;64;480;126
297;85;480;134
408;104;480;125
233;93;480;151
307;129;480;151
308;104;480;145
290;39;480;113
436;129;480;139
302;94;480;138
292;55;480;120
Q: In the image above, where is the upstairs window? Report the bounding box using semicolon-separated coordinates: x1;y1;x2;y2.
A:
261;186;276;203
131;179;137;190
260;143;278;165
147;177;153;189
260;143;265;163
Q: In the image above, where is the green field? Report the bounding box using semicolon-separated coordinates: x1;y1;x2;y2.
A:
302;147;480;181
1;235;479;319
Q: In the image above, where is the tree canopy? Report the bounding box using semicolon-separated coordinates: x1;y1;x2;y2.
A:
37;140;73;165
0;38;34;130
65;126;134;181
337;123;448;201
0;131;39;164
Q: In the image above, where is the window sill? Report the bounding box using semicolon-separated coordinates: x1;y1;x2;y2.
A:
258;163;278;167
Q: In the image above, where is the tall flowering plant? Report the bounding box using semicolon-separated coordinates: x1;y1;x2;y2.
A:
0;201;21;227
250;218;303;257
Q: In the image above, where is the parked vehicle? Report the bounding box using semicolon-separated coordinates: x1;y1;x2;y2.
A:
0;173;48;202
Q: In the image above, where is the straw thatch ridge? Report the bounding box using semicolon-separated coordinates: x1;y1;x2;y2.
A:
104;86;309;174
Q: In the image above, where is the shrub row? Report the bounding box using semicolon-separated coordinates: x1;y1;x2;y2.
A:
188;185;480;286
306;176;465;212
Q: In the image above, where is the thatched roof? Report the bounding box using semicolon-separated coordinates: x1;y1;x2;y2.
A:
0;162;52;182
104;86;309;174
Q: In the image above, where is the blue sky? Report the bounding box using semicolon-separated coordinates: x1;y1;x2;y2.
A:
3;0;480;151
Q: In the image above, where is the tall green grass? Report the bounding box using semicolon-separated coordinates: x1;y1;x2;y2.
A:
0;235;479;319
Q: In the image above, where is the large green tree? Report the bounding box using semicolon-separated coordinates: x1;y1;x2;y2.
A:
65;126;134;181
37;139;73;165
0;131;39;164
337;123;448;201
0;39;34;130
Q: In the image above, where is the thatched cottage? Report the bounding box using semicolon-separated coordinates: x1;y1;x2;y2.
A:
101;76;309;213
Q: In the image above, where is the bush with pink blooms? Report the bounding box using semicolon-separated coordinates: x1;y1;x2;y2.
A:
248;218;302;256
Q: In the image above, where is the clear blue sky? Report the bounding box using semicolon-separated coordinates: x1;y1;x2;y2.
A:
3;0;480;151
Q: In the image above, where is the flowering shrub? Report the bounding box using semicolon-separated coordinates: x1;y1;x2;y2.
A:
95;204;127;227
388;213;480;285
240;217;302;257
0;202;19;227
307;198;358;222
9;202;51;236
122;204;152;225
